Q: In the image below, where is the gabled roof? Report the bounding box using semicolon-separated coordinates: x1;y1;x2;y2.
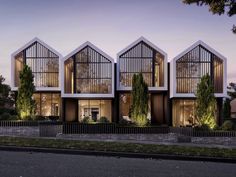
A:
117;36;167;57
62;41;114;62
11;37;62;58
171;40;227;63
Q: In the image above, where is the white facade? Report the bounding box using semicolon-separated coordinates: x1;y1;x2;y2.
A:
61;41;115;98
11;37;62;92
170;40;227;98
117;36;168;91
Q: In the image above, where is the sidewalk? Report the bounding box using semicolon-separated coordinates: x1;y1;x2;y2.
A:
56;134;236;149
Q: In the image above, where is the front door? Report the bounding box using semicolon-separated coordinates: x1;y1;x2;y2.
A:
151;94;164;125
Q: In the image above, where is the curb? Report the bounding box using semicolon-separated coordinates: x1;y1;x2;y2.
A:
0;145;235;163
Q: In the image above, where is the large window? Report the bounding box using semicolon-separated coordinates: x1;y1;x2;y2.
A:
119;93;151;121
33;93;60;117
176;45;223;93
64;46;112;94
172;99;196;127
78;100;112;122
119;41;164;87
14;42;59;87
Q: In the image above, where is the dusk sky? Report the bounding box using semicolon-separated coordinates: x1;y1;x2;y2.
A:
0;0;235;84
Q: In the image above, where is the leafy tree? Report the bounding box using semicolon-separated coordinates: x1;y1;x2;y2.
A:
195;74;217;129
223;98;231;119
183;0;236;33
16;65;35;120
0;75;14;109
131;73;149;126
227;82;236;98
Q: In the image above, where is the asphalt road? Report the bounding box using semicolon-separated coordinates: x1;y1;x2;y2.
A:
0;150;236;177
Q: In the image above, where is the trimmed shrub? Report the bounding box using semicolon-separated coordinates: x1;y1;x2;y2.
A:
134;114;148;127
0;108;17;115
0;112;11;120
81;116;94;124
9;115;19;120
99;116;110;123
221;120;234;131
194;124;211;131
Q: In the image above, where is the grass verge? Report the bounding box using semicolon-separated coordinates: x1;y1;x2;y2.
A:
0;136;235;159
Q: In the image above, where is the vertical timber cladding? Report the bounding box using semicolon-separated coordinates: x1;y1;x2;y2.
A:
151;93;168;125
64;98;78;122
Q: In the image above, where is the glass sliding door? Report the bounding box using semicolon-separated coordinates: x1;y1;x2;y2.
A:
78;100;112;122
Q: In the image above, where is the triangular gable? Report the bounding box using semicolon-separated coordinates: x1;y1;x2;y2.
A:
63;41;114;63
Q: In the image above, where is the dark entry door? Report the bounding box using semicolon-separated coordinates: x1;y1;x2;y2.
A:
151;94;164;125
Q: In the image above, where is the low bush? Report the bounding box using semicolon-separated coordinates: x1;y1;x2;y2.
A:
221;120;234;131
0;108;16;115
80;116;94;124
0;112;11;120
135;114;148;127
194;124;211;131
9;115;19;120
99;116;110;123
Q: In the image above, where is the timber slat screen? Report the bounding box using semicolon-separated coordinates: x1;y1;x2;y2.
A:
15;42;59;87
119;41;164;87
64;46;112;94
176;45;223;93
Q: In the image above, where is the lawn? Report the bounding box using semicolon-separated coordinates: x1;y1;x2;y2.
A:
0;136;236;159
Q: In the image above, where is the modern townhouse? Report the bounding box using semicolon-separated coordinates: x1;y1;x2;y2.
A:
11;37;227;126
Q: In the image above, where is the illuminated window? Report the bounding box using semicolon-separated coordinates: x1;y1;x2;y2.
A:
176;45;223;93
119;41;164;87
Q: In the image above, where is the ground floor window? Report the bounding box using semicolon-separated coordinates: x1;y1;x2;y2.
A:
33;93;60;117
78;100;112;122
172;99;196;127
119;93;151;122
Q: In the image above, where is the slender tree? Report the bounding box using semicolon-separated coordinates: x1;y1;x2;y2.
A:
16;65;35;120
183;0;236;33
131;73;149;126
195;73;217;129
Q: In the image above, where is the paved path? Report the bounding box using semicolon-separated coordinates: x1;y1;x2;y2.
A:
0;150;236;177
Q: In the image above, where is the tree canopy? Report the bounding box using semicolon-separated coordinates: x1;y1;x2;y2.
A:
131;73;149;126
16;65;35;120
0;75;14;109
195;74;217;129
183;0;236;33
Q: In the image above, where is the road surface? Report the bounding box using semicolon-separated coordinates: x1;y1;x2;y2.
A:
0;150;235;177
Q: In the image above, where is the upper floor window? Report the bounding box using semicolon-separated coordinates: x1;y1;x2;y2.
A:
14;41;59;87
119;41;164;87
176;45;223;93
64;46;112;94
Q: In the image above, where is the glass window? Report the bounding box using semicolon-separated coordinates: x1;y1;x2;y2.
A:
64;46;112;94
119;41;164;87
23;42;59;87
119;94;132;120
33;93;60;117
172;100;196;127
176;46;223;93
78;100;112;122
14;52;24;87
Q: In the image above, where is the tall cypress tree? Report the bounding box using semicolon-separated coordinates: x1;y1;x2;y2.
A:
16;65;35;120
131;73;149;126
195;73;217;129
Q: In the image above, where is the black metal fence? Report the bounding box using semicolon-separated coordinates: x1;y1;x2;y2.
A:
170;127;236;137
62;123;169;134
1;121;236;137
